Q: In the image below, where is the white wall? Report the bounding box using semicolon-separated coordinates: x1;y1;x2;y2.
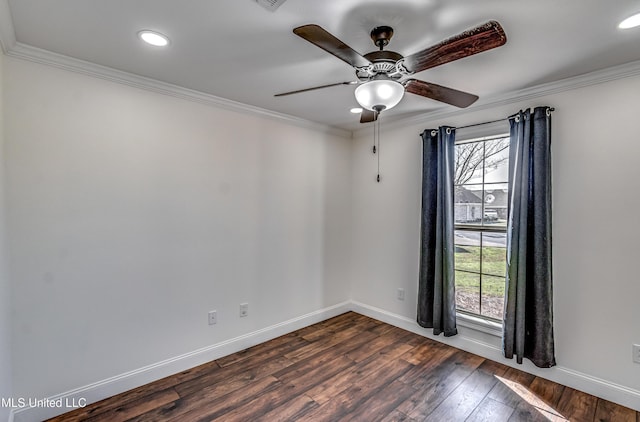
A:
4;45;640;416
0;49;13;422
350;75;640;399
4;56;351;400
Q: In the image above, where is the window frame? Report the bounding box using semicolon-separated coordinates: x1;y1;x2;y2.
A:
453;126;510;331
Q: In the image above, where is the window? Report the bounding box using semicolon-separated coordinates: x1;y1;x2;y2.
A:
454;134;509;321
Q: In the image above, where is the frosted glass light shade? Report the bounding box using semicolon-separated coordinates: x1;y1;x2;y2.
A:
354;80;405;111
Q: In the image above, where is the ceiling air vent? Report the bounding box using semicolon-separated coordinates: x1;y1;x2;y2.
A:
254;0;287;12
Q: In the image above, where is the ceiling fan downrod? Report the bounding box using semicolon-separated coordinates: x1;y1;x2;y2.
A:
370;26;394;51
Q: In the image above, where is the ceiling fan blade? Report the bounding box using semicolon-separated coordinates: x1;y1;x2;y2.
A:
293;24;372;68
275;81;357;97
360;109;378;123
402;21;506;73
404;79;479;108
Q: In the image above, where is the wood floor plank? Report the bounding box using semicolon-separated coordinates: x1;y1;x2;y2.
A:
369;320;400;336
48;312;640;422
286;312;358;340
476;358;510;378
46;361;221;421
306;340;415;405
253;394;319;422
346;325;412;363
397;345;458;387
274;329;378;386
137;375;281;422
594;397;637;422
506;380;568;421
302;363;361;406
299;314;364;342
280;355;356;392
396;350;486;420
296;358;415;422
414;348;484;392
508;404;569;422
346;379;417;422
487;366;537;408
174;354;292;398
528;376;565;408
215;331;308;367
84;388;179;422
400;337;453;366
466;397;515;422
170;375;282;422
283;319;379;362
208;381;306;421
379;409;417;422
556;387;598;422
274;346;353;386
422;368;498;421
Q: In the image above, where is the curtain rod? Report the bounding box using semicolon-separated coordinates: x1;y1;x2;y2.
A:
455;107;555;131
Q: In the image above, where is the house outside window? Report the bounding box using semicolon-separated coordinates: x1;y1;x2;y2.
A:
454;134;509;321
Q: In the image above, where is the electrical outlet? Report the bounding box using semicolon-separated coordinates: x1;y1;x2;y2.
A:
633;344;640;364
397;288;405;301
240;303;249;317
208;310;217;325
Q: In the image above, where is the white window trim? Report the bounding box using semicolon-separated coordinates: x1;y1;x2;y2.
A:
454;122;510;336
455;119;509;141
457;311;503;337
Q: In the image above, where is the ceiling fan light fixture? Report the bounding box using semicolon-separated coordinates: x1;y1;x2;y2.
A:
138;30;170;47
619;12;640;29
350;107;363;114
354;80;404;111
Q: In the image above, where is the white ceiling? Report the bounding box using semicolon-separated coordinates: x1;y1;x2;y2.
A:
3;0;640;131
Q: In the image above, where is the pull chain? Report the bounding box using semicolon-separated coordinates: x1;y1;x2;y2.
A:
376;116;381;183
372;120;377;154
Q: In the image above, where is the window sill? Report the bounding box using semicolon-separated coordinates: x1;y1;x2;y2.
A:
456;312;502;337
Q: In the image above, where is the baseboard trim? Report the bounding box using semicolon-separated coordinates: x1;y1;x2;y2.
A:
350;301;640;412
10;301;351;422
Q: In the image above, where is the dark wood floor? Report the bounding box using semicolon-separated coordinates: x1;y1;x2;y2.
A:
49;312;639;422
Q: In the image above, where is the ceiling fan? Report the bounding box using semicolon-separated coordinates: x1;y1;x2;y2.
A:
275;21;507;123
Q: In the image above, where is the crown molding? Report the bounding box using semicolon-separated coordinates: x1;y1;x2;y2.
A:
4;0;640;142
4;42;352;139
353;58;640;138
0;0;16;53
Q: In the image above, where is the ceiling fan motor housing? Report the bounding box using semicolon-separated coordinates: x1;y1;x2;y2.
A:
357;50;410;81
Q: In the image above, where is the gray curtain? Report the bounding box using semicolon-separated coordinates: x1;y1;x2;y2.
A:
417;127;457;337
503;107;556;368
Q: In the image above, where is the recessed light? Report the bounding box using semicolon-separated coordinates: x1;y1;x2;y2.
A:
619;12;640;29
138;30;170;47
350;107;363;114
